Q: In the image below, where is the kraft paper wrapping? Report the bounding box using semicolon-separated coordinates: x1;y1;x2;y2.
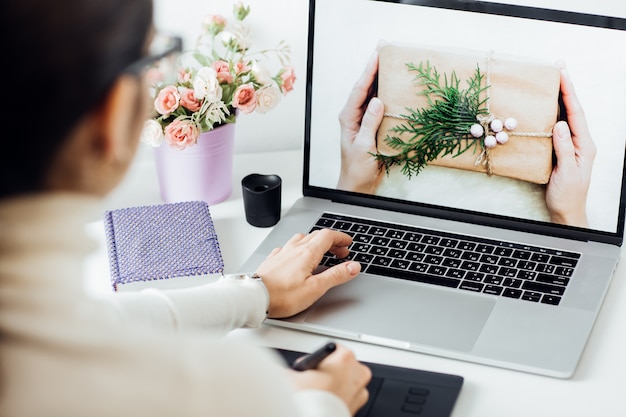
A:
376;43;561;184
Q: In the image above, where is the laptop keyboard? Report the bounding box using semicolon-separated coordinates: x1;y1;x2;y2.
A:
311;213;580;306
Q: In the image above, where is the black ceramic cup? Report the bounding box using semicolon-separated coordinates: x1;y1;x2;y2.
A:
241;173;282;227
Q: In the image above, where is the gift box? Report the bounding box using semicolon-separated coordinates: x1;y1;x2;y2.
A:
375;43;561;184
104;201;224;291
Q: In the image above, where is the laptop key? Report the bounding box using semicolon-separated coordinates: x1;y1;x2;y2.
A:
483;285;503;295
366;265;460;288
461;261;480;271
421;235;440;245
465;272;484;282
350;224;370;233
503;278;522;288
386;229;405;239
442;258;462;268
458;241;476;251
536;263;556;274
388;249;407;259
371;237;390;246
460;281;484;292
427;265;447;276
370;246;389;256
389;239;408;249
476;244;494;254
549;256;578;267
391;259;411;270
407;242;426;252
522;281;565;296
461;252;481;261
512;250;531;260
446;268;466;279
372;256;393;267
541;295;562;305
483;275;503;285
536;273;570;286
443;248;462;258
354;253;374;264
424;246;445;255
555;266;574;277
352;233;372;244
406;252;425;262
480;254;499;264
517;270;537;280
502;288;523;299
522;291;542;302
409;262;428;273
316;218;335;228
494;247;513;257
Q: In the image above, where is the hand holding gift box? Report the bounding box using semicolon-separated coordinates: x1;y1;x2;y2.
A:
374;43;561;184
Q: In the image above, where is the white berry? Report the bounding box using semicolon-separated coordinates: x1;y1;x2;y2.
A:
490;119;503;133
496;131;509;144
504;117;518;131
484;135;497;148
470;123;484;138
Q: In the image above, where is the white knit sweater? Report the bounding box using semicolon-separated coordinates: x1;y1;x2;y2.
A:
0;193;349;417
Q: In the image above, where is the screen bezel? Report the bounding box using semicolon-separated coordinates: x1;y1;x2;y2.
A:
303;0;626;246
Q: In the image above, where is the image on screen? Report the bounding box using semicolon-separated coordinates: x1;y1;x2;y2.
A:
307;0;626;234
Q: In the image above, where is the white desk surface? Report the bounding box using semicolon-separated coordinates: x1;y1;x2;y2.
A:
85;148;626;417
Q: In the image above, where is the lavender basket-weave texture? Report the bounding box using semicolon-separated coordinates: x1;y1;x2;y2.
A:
104;201;224;291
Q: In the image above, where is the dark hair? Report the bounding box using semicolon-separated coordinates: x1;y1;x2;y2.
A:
0;0;153;198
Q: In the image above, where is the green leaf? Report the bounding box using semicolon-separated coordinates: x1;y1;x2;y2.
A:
373;60;489;179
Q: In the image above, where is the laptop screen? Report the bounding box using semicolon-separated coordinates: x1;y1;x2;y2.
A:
304;0;626;244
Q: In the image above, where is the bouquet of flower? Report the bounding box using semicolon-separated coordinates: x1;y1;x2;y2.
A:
141;2;296;150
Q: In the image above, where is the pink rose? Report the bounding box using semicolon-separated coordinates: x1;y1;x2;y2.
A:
201;14;226;36
154;85;180;116
279;66;296;94
178;87;202;112
212;60;233;84
164;118;200;150
177;68;192;84
234;61;251;75
232;83;257;114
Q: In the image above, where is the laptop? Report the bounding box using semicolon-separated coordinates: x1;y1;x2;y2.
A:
240;0;626;378
276;345;464;417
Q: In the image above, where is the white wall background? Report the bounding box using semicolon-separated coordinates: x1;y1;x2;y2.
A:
152;0;625;154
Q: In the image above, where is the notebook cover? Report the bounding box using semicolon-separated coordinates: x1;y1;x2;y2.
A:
104;201;224;291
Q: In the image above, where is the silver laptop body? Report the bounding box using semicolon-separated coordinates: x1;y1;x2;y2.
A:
241;0;626;378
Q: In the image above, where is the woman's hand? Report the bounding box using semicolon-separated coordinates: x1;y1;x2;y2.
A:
255;229;361;318
337;50;385;194
289;344;372;415
546;63;597;228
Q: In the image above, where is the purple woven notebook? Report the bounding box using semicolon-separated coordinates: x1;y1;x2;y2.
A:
104;201;224;291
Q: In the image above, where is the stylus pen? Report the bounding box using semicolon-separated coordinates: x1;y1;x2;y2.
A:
291;342;337;371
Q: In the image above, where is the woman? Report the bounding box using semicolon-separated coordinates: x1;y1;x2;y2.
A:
0;0;370;416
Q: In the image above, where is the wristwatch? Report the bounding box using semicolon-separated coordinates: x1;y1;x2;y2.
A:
219;273;269;318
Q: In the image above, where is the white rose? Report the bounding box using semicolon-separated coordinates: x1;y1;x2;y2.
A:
193;66;223;103
140;120;164;147
251;61;272;85
255;84;282;113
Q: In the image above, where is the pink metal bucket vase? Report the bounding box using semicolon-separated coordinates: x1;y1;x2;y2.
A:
154;123;236;205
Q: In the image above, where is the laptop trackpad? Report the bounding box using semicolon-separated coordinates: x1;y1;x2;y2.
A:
303;276;496;352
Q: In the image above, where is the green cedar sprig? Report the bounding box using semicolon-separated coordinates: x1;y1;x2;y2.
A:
374;61;490;178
